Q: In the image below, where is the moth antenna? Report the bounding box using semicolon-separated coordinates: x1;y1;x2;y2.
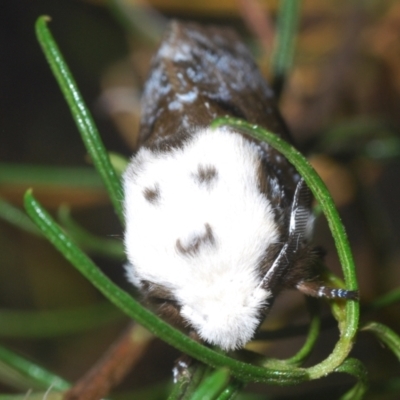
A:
297;280;359;300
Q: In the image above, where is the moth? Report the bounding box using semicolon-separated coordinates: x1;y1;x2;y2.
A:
123;21;357;352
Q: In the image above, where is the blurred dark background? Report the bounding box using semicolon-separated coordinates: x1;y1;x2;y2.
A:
1;1;400;399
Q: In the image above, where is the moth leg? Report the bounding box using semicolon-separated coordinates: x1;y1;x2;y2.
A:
173;353;193;383
282;179;359;301
172;331;202;383
296;280;359;300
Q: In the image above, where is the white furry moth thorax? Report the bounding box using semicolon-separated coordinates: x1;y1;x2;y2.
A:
123;21;357;351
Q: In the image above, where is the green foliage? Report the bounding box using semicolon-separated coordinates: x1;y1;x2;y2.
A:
35;15;124;225
1;2;399;399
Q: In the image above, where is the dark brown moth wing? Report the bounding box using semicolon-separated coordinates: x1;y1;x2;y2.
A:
139;20;290;142
139;20;299;212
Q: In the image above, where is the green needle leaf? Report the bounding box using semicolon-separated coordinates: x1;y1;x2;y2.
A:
285;299;321;366
362;322;400;361
272;0;302;97
0;197;40;236
216;378;244;400
335;358;369;400
189;369;231;400
0;303;123;339
58;204;125;260
0;345;70;391
211;117;359;379
370;287;400;310
35;16;124;225
167;363;208;400
23;189;307;385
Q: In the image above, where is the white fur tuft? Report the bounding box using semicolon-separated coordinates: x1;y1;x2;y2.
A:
123;128;279;350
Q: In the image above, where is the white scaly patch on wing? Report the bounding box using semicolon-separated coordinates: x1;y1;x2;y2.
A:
123;128;279;350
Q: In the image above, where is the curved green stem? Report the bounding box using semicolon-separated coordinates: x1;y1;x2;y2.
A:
35;16;124;225
211;117;359;378
24;190;307;385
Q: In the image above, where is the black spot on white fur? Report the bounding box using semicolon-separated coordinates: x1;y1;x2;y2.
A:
192;165;218;187
143;184;161;204
176;223;216;256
